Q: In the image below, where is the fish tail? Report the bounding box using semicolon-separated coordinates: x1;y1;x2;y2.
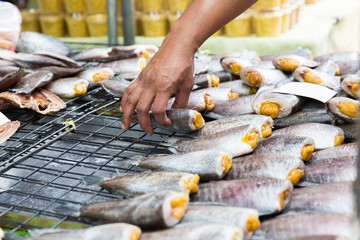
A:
82;175;104;186
54;203;81;217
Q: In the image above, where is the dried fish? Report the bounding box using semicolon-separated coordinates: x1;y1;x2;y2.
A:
221;56;260;76
338;123;358;142
294;66;341;90
34;51;81;68
11;71;53;94
141;224;243;240
311;143;358;162
0;121;20;145
0;88;66;114
258;213;354;239
44;77;89;98
150;109;205;133
194;73;221;89
315;60;340;75
314;51;359;64
260;47;313;62
252;90;304;119
0;67;25;92
13;53;69;69
135;150;232;181
34;66;83;79
271;123;344;150
218;80;257;96
164;124;259;157
254;135;315;161
328;97;359;122
240;67;288;87
196;114;273;138
101;79;131;97
193;87;239;103
100;57;148;73
76;67;115;84
191;177;293;215
273;54;319;72
0;48;17;62
79;190;189;229
226;154;305;185
194;54;210;75
338;59;360;76
273;109;333;128
286;182;353;214
341;70;360;98
167;91;215;112
116;71;140;80
0;59;17;67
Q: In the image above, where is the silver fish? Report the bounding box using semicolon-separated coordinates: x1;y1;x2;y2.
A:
328;97;359;122
196;114;273;138
0;59;17;67
11;71;53;94
271;123;344;150
135;150;232;181
286;182;354;214
79;190;189;229
221;56;261;76
260;47;313;62
34;51;81;68
192;87;240;103
101;78;131;97
341;70;360;98
0;48;17;61
226;154;305;185
273;109;333;128
338;59;360;76
16;31;73;55
44;77;89;98
100;57;148;73
14;53;69;69
314;51;360;64
194;54;210;75
218;80;257;96
294;66;341;90
272;54;319;72
164;124;259;157
240;67;288;87
191;177;293;215
0;121;20;145
311;143;358;162
76;67;115;84
194;73;220;88
167;91;215;112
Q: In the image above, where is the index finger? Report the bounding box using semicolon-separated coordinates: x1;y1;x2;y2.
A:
152;93;173;126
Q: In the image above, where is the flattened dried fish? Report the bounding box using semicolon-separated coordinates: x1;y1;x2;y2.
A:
191;177;293;215
338;59;360;76
79;190;189;229
0;121;20;145
150;109;205;133
101;79;131;97
314;51;359;64
34;66;83;79
218;80;257;96
254;135;315;161
165;124;259;157
311;143;358;162
328;97;359;122
193;87;239;103
135;150;232;181
34;51;81;68
271;123;344;150
141;224;243;240
273;54;319;72
286;182;353;214
226;154;305;185
196;114;273;138
294;66;341;90
167;91;214;112
0;88;66;114
101;58;148;73
76;67;114;84
44;77;89;98
240;67;288;87
11;71;53;94
341;70;360;98
258;213;354;239
14;53;69;69
0;67;25;91
179;204;260;235
273;109;333;128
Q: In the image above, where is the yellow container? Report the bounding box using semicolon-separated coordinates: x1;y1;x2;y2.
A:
134;0;142;10
225;10;252;37
117;16;123;36
211;28;223;37
21;9;41;32
254;0;281;10
39;13;65;37
86;14;108;37
65;12;88;37
37;0;62;14
281;3;291;33
168;0;191;12
86;0;107;14
254;9;283;37
167;11;183;27
141;0;164;13
64;0;86;13
135;10;143;35
117;0;122;14
142;12;167;37
289;1;298;28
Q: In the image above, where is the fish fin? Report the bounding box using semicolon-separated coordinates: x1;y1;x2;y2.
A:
4;233;26;240
54;203;81;217
81;175;104;186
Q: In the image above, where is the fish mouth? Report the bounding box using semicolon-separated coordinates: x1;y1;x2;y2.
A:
287;168;305;185
221;154;233;174
260;102;280;119
246;214;261;232
181;174;200;194
261;123;272;138
246;71;263;86
210;74;220;87
337;101;359;119
276;58;299;72
301;144;315;161
204;94;215;111
193;112;205;129
242;130;260;149
170;193;189;219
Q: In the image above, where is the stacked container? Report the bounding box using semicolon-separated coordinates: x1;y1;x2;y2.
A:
141;0;166;37
85;0;107;37
37;0;65;37
253;0;283;37
225;9;253;37
21;9;41;32
64;0;88;37
167;0;191;28
281;0;291;33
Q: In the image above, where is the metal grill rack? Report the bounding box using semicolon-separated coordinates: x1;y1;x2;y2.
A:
0;42;193;234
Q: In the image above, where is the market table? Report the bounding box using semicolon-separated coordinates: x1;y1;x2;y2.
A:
61;0;360;57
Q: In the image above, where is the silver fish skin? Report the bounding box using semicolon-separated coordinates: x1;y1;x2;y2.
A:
191;178;293;215
286;182;354;214
79;190;189;229
271;123;344;150
100;57;148;73
221;56;260;76
298;156;357;186
150;109;205;133
258;213;354;240
141;224;243;240
226;154;305;184
254;135;314;161
314;51;360;64
311;143;358;162
13;53;69;69
240;67;288;87
218;80;254;96
273;110;333;128
76;67;115;84
192;87;238;103
99;172;199;196
252;90;304;119
11;71;53;94
272;54;319;72
166;124;259;157
294;66;341;90
26;223;141;240
101;79;131;97
136;150;232;181
167;91;214;112
178;204;259;235
338;123;358;142
195;114;273;138
328;97;360;122
194;73;218;89
34;51;81;68
45;77;89;98
16;31;73;55
341;70;360;98
338;59;360;76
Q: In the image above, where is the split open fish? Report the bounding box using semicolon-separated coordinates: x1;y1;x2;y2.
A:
44;77;89;98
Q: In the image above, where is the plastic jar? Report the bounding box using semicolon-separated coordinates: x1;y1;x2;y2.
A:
254;9;283;37
37;0;62;14
39;13;65;37
281;3;291;33
135;10;143;36
21;9;40;32
64;0;85;13
168;0;191;12
141;0;164;13
254;0;281;10
86;13;108;37
65;12;88;37
167;11;183;27
225;10;252;37
142;12;167;37
85;0;107;14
